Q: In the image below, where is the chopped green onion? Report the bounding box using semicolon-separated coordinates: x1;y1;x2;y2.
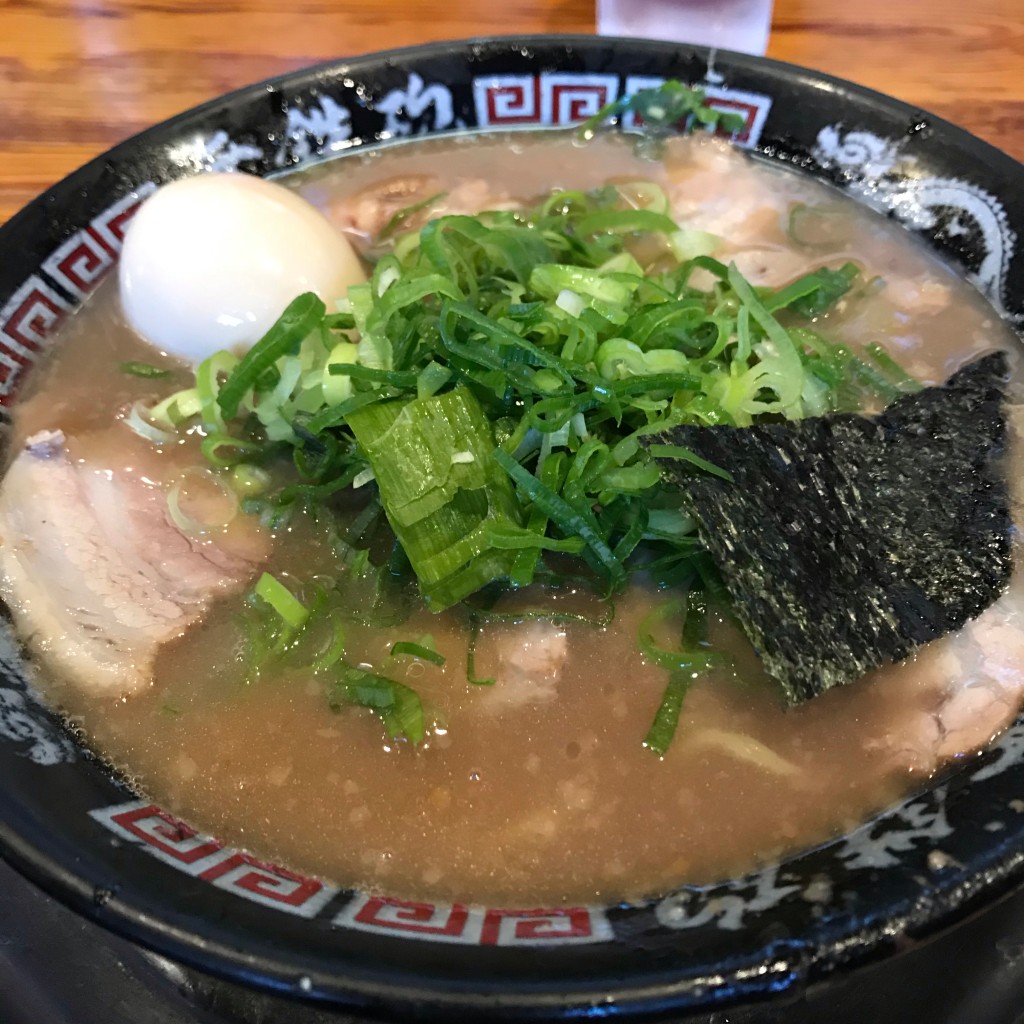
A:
147;388;202;430
378;191;448;241
200;433;264;467
644;672;690;756
787;203;851;248
575;208;680;237
390;639;446;666
866;342;923;392
330;666;426;744
639;592;728;755
727;263;805;415
346;387;525;610
196;350;240;431
647;443;734;483
668;228;719;262
124;400;176;445
323;311;356;330
493;448;626;591
327;363;419;387
484;524;586;553
417;361;452;399
229;463;271;496
766;263;859;319
218;292;325;419
323;341;359;405
167;468;238;534
509;450;566;587
120;360;172;378
311;621;347;673
846;352;903;404
253;573;310;630
616;180;670;214
466;615;495;686
577;79;745;137
637;599;721;673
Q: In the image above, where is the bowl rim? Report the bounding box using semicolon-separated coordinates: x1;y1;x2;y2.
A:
1;32;1023;1020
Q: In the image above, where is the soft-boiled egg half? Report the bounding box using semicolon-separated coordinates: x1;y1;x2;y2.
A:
119;173;365;364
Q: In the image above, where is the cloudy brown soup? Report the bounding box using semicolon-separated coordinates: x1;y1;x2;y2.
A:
4;129;1022;905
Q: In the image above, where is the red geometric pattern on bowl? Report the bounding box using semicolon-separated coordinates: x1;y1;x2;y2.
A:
334;894;613;946
472;72;619;127
0;277;72;402
0;182;154;405
90;800;337;919
42;229;116;299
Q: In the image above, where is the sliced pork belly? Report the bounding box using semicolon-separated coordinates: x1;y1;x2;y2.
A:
870;582;1024;773
0;429;267;697
492;621;568;708
328;175;515;246
473;620;569;712
867;404;1024;772
666;137;810;287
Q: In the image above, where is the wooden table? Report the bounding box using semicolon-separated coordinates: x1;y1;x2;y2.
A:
0;0;1020;224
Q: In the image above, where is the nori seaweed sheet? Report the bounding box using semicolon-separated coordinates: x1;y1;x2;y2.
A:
648;352;1012;704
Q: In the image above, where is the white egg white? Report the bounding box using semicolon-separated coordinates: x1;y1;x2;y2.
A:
118;173;365;364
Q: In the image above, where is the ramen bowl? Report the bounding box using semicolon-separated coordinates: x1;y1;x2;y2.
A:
0;35;1023;1022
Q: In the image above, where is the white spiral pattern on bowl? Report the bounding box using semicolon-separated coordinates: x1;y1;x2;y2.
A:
813;125;1021;324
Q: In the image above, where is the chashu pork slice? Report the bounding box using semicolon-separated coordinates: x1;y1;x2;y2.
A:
0;428;268;697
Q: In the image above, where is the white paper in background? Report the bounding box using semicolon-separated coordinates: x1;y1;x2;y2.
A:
596;0;774;56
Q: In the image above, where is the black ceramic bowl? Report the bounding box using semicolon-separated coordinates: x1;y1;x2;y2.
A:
0;35;1023;1023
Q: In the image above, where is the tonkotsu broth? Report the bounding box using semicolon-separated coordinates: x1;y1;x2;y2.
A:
11;132;1024;905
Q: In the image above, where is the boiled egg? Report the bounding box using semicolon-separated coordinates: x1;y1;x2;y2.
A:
119;173;365;364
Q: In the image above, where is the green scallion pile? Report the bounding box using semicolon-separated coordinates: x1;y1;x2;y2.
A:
142;82;920;752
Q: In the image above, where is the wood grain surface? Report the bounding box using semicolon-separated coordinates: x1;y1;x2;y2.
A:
0;0;1020;223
